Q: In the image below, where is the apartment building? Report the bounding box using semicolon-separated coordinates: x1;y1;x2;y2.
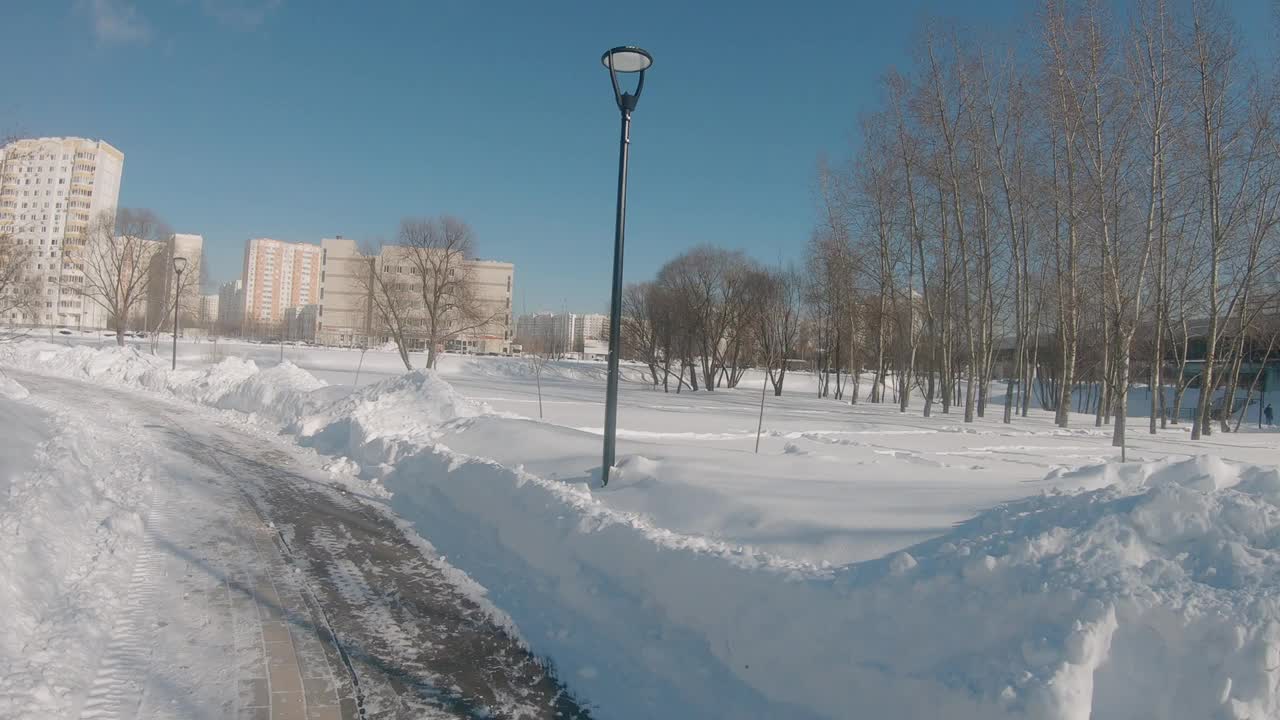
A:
515;312;607;356
316;237;514;354
198;293;219;328
314;238;373;346
145;233;204;331
284;304;318;342
241;238;322;334
515;312;574;355
0;137;123;328
575;313;608;353
217;280;244;333
451;258;514;355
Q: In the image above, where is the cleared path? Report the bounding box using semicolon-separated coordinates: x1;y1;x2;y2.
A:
12;372;590;720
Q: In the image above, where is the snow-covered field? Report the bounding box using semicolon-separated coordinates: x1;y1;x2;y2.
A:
5;334;1280;718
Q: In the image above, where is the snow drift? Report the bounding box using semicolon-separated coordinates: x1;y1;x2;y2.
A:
348;444;1280;719
6;340;1280;718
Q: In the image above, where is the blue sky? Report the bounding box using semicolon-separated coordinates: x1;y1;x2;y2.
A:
6;1;1275;313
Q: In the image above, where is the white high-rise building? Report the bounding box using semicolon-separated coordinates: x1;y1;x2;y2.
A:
0;137;124;328
198;293;220;328
575;313;608;353
515;312;606;356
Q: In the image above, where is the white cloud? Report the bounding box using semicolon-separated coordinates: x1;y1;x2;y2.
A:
199;0;283;29
79;0;151;45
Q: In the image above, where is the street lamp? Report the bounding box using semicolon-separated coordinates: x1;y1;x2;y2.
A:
600;45;652;487
172;255;188;370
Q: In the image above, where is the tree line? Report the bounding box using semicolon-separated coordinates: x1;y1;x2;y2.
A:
620;0;1280;451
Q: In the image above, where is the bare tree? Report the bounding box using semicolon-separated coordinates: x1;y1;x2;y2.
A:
145;247;203;354
0;134;40;339
621;281;663;386
1044;1;1086;428
757;265;803;395
353;245;416;370
71;208;166;346
887;70;931;414
656;246;760;391
1188;0;1257;439
399;216;499;369
0;231;37;340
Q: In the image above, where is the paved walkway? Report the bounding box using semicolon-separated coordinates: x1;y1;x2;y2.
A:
16;372;590;720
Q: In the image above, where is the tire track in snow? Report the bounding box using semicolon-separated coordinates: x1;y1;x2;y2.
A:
76;484;171;720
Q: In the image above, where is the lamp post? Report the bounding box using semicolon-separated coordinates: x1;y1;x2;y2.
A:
172;256;188;370
600;45;652;488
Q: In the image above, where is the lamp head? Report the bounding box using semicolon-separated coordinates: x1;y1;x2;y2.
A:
601;46;652;73
602;46;652;113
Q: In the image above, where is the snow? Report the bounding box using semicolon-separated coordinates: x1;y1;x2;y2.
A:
0;394;151;716
294;369;488;456
7;337;1280;718
0;374;28;400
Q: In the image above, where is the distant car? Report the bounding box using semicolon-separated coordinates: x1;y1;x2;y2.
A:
57;329;73;336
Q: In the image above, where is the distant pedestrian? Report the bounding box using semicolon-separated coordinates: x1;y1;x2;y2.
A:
1266;403;1274;427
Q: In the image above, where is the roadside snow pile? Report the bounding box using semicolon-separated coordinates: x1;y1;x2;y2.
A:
294;369;486;463
815;454;1280;720
1;342;338;425
369;449;1280;719
11;342;166;388
181;359;339;424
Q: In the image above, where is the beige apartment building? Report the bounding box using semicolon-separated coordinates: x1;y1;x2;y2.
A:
315;237;372;346
241;237;322;335
145;232;204;332
316;237;513;354
0;137;123;328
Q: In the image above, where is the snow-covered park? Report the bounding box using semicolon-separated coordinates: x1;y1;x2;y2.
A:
4;333;1280;719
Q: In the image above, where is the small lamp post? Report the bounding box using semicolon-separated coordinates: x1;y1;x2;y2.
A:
600;45;652;487
172;256;188;370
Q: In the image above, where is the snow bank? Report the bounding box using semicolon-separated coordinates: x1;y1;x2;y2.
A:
1;342;341;425
177;358;339;424
8;340;1280;718
363;450;1280;719
294;369;487;462
286;358;1280;719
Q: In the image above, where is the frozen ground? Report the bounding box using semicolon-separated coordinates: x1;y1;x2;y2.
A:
6;335;1280;718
